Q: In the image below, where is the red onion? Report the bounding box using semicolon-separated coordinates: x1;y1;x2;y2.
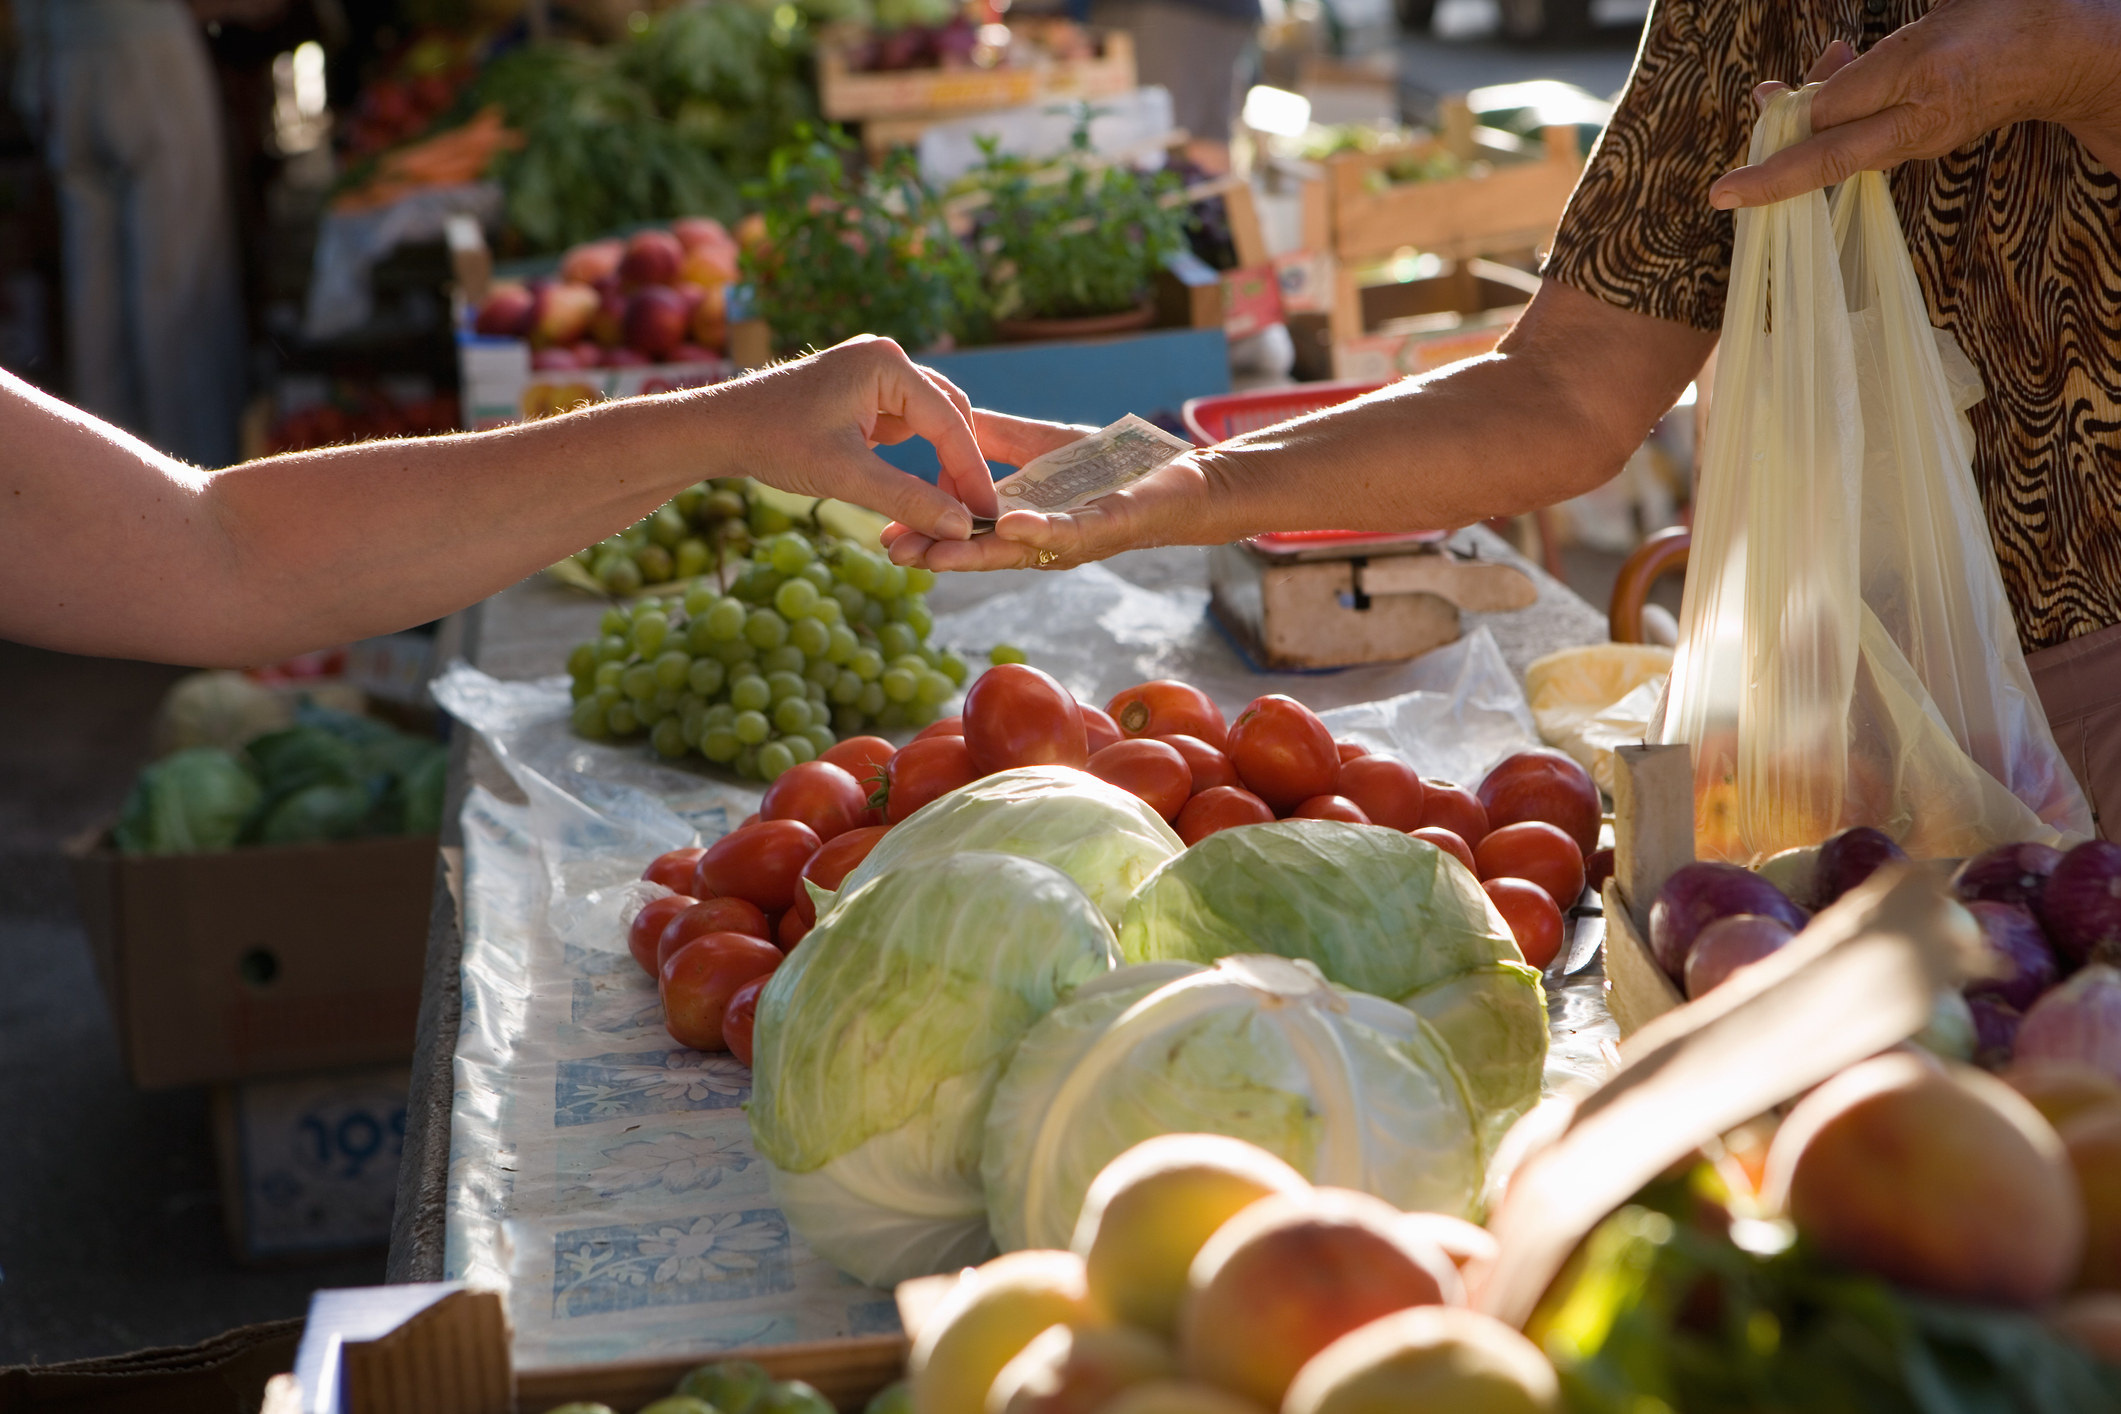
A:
2041;840;2121;967
1963;901;2061;1012
1648;862;1807;981
1953;841;2064;912
1967;994;2023;1070
1684;913;1795;998
2014;964;2121;1084
1813;826;1907;908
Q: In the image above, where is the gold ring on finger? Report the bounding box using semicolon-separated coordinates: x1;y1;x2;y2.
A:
1036;549;1061;567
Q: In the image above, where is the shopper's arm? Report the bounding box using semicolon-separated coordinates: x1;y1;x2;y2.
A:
884;281;1718;572
0;336;999;665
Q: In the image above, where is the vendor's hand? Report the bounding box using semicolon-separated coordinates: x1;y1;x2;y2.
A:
1708;0;2121;210
883;451;1221;573
715;335;1004;544
877;411;1085;567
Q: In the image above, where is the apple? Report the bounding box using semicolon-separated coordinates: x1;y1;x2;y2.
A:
532;280;599;346
626;286;689;360
560;238;623;285
620;228;684;287
473;281;535;337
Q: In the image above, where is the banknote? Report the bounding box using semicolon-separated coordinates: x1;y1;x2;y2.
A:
970;414;1193;534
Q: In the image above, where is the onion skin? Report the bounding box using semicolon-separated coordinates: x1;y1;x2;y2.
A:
1648;862;1807;981
2043;841;2121;967
1814;826;1908;909
1964;901;2062;1012
1954;841;2064;913
1968;995;2024;1071
2016;965;2121;1085
1684;913;1795;999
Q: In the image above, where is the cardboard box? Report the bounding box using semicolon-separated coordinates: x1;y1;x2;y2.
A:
68;832;438;1089
213;1066;411;1261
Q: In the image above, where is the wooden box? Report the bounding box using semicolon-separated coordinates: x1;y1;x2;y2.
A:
818;30;1136;127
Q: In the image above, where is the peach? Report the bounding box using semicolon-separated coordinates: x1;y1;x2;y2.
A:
1072;1134;1309;1338
988;1323;1175;1414
1282;1307;1561;1414
908;1250;1100;1414
1762;1053;2084;1306
473;281;535;337
1098;1384;1268;1414
560;237;623;285
1178;1189;1461;1408
625;287;689;361
532;280;599;347
2061;1107;2121;1291
2004;1062;2121;1132
620;228;684;287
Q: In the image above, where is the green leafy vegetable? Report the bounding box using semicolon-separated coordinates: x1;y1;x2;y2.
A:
112;747;262;855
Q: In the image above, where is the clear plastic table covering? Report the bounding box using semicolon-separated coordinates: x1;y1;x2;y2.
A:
431;564;1619;1368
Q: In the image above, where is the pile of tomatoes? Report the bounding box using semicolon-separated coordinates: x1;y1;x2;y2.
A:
624;663;1613;1061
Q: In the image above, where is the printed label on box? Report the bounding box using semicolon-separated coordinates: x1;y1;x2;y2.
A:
1222;265;1286;340
1333;322;1510;383
235;1066;409;1257
1273;251;1334;315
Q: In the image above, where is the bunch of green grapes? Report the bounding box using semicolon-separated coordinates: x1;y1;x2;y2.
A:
564;532;968;781
559;479;772;596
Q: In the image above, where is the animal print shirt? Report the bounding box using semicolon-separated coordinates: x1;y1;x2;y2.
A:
1543;0;2121;653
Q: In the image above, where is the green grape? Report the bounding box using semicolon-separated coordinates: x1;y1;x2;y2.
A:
915;671;954;707
783;734;817;765
630;613;669;656
594;633;630;664
730;675;771;712
878;622;919;661
768;532;816;574
594;660;625;690
734;744;761;780
703;597;748;640
904;565;936;593
802;723;837;756
566;641;598;678
829;672;864;705
733;709;771;745
880;667;919;704
684;616;718;654
825;623;860;665
570;675;595;702
888;653;928;677
674;538;711;579
901;599;934;640
654;650;691;690
700;726;742;763
648;503;689;548
636;544;674;583
775;577;821;619
862;599;888;631
937;650;969;686
649;685;683;717
682;581;717;617
680;698;708;743
806;680;829;706
687;657;726;696
832;583;868;620
711;637;758;668
833;704;866;736
745;607;789;650
804;658;839;689
732;563;782;604
990;644;1029;665
829;549;865;585
909;700;940;728
704;487;746;520
674;483;705;518
789;617;832;659
845;552;883;594
800;561;835;593
773;697;814;733
607;701;640;736
599;555;643;596
598;606;630;637
651;716;689;759
621;663;658;701
858;681;887;716
704;701;737;729
849;647;884;682
571;698;609;738
876;702;910;731
632;596;667;620
749;501;794;537
765;670;806;703
807;596;844;627
878;563;910;600
758;739;796;780
760;643;807;676
592;684;622;711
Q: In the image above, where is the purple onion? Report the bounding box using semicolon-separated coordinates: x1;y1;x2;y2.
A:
1648;862;1807;981
1967;994;2024;1070
2041;841;2121;967
2014;964;2121;1083
1963;900;2061;1011
1953;841;2064;913
1683;913;1795;998
1813;826;1908;909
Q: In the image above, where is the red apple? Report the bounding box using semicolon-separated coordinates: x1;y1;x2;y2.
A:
560;238;623;285
589;288;627;348
625;286;689;360
473;281;535;337
620;229;684;287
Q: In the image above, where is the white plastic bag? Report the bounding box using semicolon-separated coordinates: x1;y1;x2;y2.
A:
1656;87;2092;862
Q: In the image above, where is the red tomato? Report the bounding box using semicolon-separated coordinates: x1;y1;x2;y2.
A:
883;735;977;824
1419;780;1490;847
914;715;965;741
1336;741;1369;764
628;894;697;976
1412;826;1477;874
778;907;810;952
821;734;895;785
1226;695;1338;813
1087;739;1192;821
1484;877;1564;970
1477;748;1603;855
1584;845;1616;897
1081;703;1123;756
964;663;1087;775
1175;786;1275;845
793;823;890;926
657;895;772;969
1158;734;1238;794
739;812;760;829
723;972;773;1067
1334;754;1426;832
1106;680;1228;749
1475;820;1587;910
760;761;867;841
693;820;820;913
1292;794;1371;824
641;847;706;892
660;932;782;1050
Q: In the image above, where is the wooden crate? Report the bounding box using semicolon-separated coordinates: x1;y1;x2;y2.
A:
1317;124;1583;269
819;31;1136;124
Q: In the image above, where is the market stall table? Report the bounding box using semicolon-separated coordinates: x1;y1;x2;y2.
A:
384;526;1610;1345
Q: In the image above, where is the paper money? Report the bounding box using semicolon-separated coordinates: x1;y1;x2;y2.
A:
970;414;1193;533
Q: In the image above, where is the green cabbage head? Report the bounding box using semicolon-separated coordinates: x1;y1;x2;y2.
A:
982;955;1487;1253
747;851;1120;1287
827;766;1183;929
1118;820;1547;1146
113;747;262;855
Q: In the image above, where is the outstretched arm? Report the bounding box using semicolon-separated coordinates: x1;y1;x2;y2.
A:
1;336;999;666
